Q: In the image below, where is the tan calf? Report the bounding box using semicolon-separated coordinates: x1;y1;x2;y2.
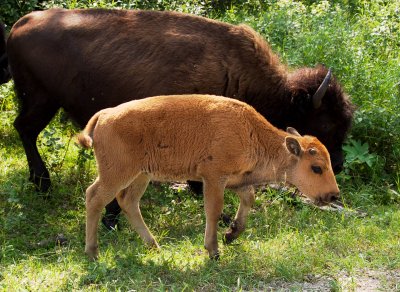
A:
77;94;339;260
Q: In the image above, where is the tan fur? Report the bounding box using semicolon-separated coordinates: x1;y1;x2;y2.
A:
79;94;339;260
76;111;102;148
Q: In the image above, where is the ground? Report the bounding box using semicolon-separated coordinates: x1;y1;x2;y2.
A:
263;269;400;291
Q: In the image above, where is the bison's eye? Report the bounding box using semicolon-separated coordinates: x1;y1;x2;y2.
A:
311;165;323;174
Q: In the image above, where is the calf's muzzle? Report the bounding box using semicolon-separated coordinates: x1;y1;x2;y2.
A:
322;192;340;204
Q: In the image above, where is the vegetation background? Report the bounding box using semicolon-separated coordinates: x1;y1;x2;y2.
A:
0;0;399;290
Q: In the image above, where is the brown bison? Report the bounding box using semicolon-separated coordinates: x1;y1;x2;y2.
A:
2;8;353;229
78;94;340;260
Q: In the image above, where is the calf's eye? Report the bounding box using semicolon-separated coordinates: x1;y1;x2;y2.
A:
311;165;323;174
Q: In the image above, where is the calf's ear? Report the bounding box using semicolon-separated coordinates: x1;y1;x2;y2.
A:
285;137;302;157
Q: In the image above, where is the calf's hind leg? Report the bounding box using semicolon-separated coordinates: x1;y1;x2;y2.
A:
224;186;255;244
116;173;159;248
85;178;124;260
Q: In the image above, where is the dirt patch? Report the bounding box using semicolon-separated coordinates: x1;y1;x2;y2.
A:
338;269;400;291
262;275;333;291
259;270;399;291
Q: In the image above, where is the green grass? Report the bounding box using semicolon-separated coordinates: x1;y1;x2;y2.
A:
1;0;400;290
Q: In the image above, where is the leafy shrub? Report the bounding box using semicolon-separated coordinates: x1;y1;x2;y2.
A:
41;0;220;15
0;0;40;27
39;126;68;174
340;138;381;181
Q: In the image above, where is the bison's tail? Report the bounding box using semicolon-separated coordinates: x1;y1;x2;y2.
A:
77;111;102;149
0;22;11;85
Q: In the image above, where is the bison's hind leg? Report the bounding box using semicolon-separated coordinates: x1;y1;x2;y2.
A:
116;173;159;249
224;186;255;244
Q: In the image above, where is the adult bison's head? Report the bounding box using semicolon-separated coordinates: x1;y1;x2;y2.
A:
287;65;355;174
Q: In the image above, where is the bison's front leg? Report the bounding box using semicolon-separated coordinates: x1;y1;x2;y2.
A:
202;178;226;260
224;185;255;244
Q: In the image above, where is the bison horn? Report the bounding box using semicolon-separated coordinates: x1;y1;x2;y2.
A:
286;127;301;137
312;68;332;109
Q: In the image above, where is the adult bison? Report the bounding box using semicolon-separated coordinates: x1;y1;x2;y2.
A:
2;8;353;228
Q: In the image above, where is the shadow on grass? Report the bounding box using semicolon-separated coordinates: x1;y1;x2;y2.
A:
1;167;87;259
4;166;387;291
77;242;261;289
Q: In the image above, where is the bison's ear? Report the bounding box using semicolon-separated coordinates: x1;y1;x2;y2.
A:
286;127;301;137
285;137;302;157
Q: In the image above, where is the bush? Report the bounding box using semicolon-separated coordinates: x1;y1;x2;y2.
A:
0;0;40;27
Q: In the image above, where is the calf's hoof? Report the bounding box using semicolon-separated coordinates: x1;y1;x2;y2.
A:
145;238;160;250
208;250;220;261
224;231;237;244
223;221;241;244
85;245;99;261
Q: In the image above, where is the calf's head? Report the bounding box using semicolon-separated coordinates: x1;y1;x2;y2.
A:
284;127;340;205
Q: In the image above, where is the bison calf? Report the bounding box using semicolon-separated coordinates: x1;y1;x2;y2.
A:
78;94;339;260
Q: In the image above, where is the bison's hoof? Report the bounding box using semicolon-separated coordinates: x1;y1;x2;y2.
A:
31;177;51;194
29;171;51;193
101;215;120;231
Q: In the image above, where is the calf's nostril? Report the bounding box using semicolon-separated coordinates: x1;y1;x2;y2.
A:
329;192;339;202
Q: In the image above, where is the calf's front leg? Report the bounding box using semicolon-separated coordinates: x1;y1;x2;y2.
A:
116;173;159;248
224;185;255;244
202;178;226;259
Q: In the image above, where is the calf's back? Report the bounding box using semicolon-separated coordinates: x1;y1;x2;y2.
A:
88;95;266;182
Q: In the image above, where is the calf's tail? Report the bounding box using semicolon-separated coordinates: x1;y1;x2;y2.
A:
77;111;102;148
0;22;11;84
